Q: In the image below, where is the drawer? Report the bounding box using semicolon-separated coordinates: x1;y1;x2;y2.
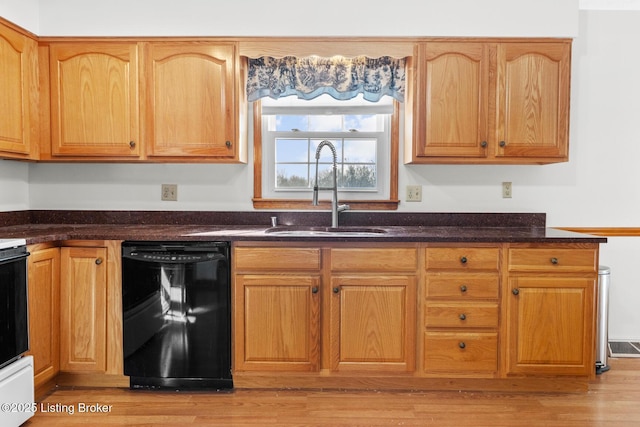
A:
425;302;499;328
425;273;499;299
425;247;500;271
330;247;418;272
424;332;498;373
234;247;321;271
508;248;597;273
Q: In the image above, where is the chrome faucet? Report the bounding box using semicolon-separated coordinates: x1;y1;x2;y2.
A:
313;140;350;227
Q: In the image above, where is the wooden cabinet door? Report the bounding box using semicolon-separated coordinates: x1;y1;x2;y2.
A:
330;276;416;372
60;246;107;372
26;247;60;389
495;42;570;161
0;23;37;159
49;43;140;157
143;43;238;159
505;276;595;376
416;42;489;158
234;274;321;371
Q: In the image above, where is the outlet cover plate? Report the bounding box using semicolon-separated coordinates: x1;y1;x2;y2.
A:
161;184;178;201
406;185;422;202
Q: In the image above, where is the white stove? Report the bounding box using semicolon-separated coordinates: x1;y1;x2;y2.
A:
0;238;26;250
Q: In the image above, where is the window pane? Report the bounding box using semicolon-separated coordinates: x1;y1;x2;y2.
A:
275;115;308;131
308;115;342;131
343;139;376;163
341;165;377;188
275;138;309;163
344;114;381;132
276;164;309;188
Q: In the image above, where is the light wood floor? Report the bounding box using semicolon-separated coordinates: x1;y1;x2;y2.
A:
25;358;640;426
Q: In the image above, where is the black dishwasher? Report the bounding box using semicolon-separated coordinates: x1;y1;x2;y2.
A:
121;241;232;390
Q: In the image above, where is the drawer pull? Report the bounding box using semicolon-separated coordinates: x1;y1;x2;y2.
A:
459;314;467;321
460;256;468;264
460;285;468;293
459;342;466;349
550;257;559;265
512;288;519;296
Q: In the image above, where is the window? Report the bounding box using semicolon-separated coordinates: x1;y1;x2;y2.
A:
253;96;400;210
262;94;391;196
248;54;404;210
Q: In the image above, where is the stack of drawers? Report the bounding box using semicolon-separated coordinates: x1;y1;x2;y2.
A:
422;246;501;376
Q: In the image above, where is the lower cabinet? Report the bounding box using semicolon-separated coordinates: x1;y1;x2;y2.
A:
26;245;60;391
233;241;599;391
59;241;123;376
504;244;598;377
60;245;108;372
234;274;321;371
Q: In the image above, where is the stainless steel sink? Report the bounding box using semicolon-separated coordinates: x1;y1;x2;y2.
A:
264;226;387;237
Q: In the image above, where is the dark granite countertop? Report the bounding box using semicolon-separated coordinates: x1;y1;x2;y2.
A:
0;210;607;245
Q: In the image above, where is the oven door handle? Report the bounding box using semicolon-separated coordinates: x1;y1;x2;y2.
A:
0;252;30;266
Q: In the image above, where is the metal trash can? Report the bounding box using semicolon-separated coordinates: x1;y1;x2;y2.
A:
596;266;611;374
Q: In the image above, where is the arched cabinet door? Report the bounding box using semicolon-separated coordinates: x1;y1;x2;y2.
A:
143;42;239;160
48;42;141;158
495;42;571;161
0;23;38;159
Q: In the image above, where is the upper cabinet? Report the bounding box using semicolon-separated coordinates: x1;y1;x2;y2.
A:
40;40;246;162
0;22;38;160
143;42;240;160
406;40;571;164
46;42;141;158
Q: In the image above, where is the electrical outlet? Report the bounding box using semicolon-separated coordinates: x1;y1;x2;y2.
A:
161;184;178;201
406;185;422;202
502;182;512;199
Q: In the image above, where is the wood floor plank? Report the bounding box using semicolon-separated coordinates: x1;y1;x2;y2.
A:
25;358;640;426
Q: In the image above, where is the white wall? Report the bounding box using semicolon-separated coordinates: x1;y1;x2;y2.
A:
34;0;578;37
1;0;639;340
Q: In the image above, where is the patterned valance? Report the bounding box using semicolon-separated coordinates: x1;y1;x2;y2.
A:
246;56;406;103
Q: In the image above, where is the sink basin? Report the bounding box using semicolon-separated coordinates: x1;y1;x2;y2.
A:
264;226;387;237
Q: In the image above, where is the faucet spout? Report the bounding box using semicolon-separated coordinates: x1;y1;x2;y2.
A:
313;140;350;227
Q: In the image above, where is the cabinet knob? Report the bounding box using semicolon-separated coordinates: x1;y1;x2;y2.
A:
333;287;340;294
459;314;467;321
129;141;136;149
512;288;519;296
550;257;559;265
460;285;468;293
95;258;103;265
459;342;466;349
311;286;319;294
499;141;506;147
480;141;488;148
225;140;232;147
460;256;468;264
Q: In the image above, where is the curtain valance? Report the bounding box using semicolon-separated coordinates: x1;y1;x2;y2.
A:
246;56;406;103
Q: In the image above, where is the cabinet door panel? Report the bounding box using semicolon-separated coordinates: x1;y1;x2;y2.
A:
496;43;570;159
49;43;140;157
330;276;416;372
145;43;236;158
234;275;320;371
60;247;107;372
0;24;37;158
418;42;489;158
26;248;60;387
506;276;595;376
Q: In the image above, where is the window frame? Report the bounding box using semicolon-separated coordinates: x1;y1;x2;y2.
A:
252;99;400;210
